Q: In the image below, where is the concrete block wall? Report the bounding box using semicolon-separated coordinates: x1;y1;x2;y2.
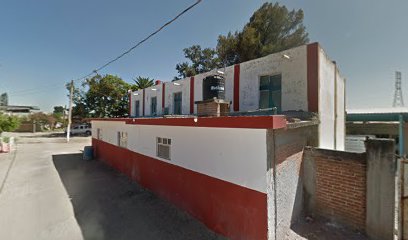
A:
267;124;318;240
365;139;397;240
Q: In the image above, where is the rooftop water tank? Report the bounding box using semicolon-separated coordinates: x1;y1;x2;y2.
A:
202;75;225;100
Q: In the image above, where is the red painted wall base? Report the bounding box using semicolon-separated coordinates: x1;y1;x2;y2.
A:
92;138;267;240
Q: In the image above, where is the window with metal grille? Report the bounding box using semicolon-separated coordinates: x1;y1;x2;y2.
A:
157;137;171;160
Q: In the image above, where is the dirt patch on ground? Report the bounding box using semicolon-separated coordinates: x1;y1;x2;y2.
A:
289;218;368;240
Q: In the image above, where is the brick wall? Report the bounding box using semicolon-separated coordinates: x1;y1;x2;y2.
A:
196;100;230;117
303;148;367;231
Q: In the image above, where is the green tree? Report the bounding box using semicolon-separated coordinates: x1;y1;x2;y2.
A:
30;112;57;130
218;3;309;64
216;32;240;67
175;45;222;79
52;106;65;126
71;74;131;118
0;113;21;133
133;76;154;90
68;84;88;119
53;106;64;115
175;3;309;74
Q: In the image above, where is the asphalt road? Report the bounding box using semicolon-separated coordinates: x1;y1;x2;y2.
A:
0;132;224;240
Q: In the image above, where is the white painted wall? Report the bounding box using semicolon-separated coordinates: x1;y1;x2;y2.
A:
145;84;163;116
130;45;308;116
336;70;346;150
92;120;268;193
239;45;308;112
193;68;235;112
318;46;346;150
130;89;142;117
165;78;190;115
128;44;346;151
318;47;336;150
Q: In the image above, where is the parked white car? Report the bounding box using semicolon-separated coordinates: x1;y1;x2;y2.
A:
65;124;92;136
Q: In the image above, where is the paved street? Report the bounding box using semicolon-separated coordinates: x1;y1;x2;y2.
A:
0;133;223;240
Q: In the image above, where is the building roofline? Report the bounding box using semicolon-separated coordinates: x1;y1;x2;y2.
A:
90;115;287;129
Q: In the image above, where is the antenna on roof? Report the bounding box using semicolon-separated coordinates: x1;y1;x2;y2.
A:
393;71;404;107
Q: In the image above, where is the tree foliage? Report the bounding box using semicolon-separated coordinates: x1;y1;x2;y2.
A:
175;45;222;79
176;3;309;77
30;112;57;129
71;74;132;118
218;2;309;65
53;106;64;115
133;76;154;90
52;106;65;124
0;113;20;133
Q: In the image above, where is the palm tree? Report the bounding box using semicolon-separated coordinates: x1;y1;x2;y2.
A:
133;76;154;90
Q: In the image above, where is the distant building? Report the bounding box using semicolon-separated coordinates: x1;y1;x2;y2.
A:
0;105;40;114
0;92;39;114
0;93;8;106
346;107;408;155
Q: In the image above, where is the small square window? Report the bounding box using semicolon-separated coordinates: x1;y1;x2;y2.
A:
157;137;162;143
167;139;171;145
163;138;168;144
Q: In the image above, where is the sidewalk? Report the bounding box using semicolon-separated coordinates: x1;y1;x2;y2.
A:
0;151;14;194
0;133;224;240
0;138;85;240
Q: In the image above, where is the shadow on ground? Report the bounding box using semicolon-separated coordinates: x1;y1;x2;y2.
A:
52;154;225;240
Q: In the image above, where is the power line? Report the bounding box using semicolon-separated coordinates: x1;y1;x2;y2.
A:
8;0;202;97
8;83;66;95
8;85;66;97
83;0;202;80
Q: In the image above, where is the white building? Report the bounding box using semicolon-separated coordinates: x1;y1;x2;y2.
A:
130;42;345;150
92;42;346;240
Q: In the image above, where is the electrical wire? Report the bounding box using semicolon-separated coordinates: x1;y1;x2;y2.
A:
84;0;202;79
7;0;202;97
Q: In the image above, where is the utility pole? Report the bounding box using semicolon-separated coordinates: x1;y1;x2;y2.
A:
67;80;74;142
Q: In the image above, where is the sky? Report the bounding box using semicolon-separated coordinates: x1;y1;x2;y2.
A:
1;0;408;112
